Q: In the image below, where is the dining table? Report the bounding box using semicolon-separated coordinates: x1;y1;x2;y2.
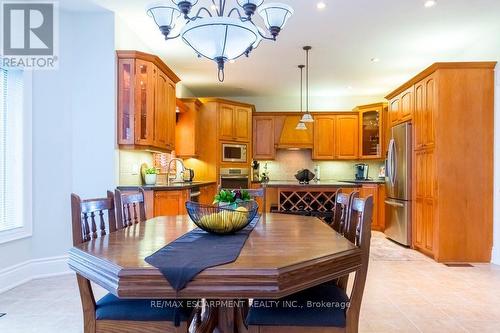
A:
68;213;362;333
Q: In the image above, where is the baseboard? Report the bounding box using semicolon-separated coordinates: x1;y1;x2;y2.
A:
0;255;72;294
492;246;500;265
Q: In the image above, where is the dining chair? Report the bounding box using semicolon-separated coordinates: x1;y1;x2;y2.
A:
114;188;147;229
246;195;374;333
331;190;359;235
71;192;193;333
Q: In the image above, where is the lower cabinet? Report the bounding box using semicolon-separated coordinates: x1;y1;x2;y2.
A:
199;185;217;205
154;190;189;216
359;184;385;231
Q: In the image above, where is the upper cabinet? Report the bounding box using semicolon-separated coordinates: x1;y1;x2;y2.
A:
414;72;436;150
355;102;387;160
388;86;413;126
253;116;275;160
218;103;252;142
117;50;180;153
335;114;359;160
312;116;335;160
175;98;202;158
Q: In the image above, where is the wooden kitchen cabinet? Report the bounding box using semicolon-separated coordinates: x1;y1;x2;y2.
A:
386;62;495;262
355;103;387;160
153;190;189;216
360;184;385;231
117;51;180;153
335;114;359;160
253;116;275;160
176;98;202;158
312;116;335;160
199;184;217;205
218;103;252;142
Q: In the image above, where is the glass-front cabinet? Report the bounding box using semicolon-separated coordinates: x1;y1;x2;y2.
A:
116;51;180;152
356;103;387;160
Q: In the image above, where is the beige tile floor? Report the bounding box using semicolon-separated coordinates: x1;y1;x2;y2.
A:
1;232;500;332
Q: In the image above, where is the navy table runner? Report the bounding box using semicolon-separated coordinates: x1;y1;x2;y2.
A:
145;216;260;292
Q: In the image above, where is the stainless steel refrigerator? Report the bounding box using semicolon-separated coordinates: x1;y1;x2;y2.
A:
385;122;412;246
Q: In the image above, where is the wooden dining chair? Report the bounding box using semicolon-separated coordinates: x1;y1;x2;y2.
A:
246;195;374;333
115;188;147;229
71;192;193;333
331;190;359;235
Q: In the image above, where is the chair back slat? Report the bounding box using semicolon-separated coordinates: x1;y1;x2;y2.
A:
332;191;358;234
115;188;147;229
70;191;116;246
345;195;374;331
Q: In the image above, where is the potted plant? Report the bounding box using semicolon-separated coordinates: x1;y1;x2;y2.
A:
144;167;157;185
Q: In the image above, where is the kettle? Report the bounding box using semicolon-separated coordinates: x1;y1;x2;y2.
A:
183;168;195;182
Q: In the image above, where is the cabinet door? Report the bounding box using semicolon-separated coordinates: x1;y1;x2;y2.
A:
389;96;400;125
166;81;176;150
312;116;335;160
117;59;135;145
359;108;382;159
154;69;168;149
234;107;251;142
423;73;436;148
360;185;379;230
153;191;187;216
335;115;359;159
400;86;414;122
414;81;425;149
219;104;235;140
134;60;155;146
199;185;217;205
253;116;275;159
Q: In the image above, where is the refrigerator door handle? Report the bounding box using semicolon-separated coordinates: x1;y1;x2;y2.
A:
385;199;405;208
388;139;396;186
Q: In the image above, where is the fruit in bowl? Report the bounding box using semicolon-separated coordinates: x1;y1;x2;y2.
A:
185;201;258;235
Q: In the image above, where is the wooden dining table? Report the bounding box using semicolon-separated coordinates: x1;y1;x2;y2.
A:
68;213;362;333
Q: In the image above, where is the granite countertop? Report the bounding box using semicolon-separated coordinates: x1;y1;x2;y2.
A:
117;181;216;191
340;179;386;185
255;180;363;188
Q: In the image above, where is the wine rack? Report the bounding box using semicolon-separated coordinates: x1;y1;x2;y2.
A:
278;188;339;223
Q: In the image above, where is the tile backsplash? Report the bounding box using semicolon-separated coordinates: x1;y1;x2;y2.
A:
118;150;155;185
257;150;384;181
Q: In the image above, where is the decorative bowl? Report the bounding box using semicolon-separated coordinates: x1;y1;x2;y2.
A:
295;169;315;184
185;201;259;235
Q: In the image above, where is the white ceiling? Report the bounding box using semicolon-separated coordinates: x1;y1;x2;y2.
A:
67;0;500;110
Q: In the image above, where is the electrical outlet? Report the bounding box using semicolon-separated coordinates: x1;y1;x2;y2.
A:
131;164;140;175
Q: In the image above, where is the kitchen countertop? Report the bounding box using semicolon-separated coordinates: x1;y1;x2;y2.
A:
117;181;216;191
254;180;363;188
340;179;386;185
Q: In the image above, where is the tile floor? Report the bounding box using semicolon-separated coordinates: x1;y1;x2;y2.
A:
1;232;500;332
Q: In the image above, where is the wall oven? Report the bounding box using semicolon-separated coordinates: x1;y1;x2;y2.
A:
222;143;247;163
220;168;249;189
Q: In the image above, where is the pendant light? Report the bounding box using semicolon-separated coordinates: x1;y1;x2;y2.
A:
300;46;314;123
296;64;307;130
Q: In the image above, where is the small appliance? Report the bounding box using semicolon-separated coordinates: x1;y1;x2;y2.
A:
354;163;369;180
220;168;249;189
251;160;260;182
222;143;247;163
183;168;195;182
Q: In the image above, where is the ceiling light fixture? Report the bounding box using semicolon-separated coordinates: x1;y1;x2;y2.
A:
147;0;294;82
296;64;307;130
300;46;314;123
317;2;326;10
424;0;437;8
370;57;380;63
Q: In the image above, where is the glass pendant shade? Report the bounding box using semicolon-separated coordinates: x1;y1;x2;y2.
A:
258;3;294;36
181;17;259;61
147;3;181;39
301;113;314;123
295;122;307;130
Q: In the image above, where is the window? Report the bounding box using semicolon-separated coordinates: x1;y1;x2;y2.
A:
0;67;31;243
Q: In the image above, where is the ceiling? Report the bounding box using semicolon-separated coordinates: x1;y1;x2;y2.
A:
66;0;500;110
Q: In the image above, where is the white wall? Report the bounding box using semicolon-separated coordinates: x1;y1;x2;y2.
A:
0;9;115;289
493;65;500;265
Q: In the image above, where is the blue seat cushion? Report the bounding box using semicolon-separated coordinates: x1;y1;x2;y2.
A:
246;284;349;327
95;293;193;323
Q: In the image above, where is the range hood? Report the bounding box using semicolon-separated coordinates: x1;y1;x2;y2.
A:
277;115;313;149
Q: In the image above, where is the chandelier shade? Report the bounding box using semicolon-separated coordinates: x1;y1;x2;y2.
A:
146;3;182;39
300;113;314;123
181;17;259;61
295;122;307;130
237;0;265;16
258;3;294;37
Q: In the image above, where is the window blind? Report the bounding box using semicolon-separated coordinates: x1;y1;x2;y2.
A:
0;67;24;233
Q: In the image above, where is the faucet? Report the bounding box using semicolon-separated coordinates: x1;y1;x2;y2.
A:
166;158;186;185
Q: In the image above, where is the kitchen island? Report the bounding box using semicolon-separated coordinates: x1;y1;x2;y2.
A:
251;179;385;230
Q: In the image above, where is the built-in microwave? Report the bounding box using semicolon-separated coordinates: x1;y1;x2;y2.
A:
222;143;247;163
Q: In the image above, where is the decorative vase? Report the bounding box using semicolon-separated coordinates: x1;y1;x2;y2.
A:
145;174;157;185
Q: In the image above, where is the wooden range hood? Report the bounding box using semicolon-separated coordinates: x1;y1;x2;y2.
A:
276;115;313;149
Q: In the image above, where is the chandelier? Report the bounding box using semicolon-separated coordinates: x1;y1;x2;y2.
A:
146;1;294;82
